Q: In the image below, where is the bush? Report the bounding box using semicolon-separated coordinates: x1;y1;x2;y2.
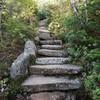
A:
37;10;47;20
4;18;36;42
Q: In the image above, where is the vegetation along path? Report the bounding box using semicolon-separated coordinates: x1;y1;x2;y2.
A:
0;0;99;100
22;19;83;100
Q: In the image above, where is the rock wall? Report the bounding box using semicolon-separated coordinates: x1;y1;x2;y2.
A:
10;40;37;79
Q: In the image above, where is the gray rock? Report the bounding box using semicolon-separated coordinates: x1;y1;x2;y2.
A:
40;40;62;45
36;57;70;65
29;64;82;75
41;45;62;50
39;19;47;27
10;40;37;79
22;75;82;92
10;53;30;79
34;36;40;43
30;92;66;100
39;29;50;33
38;32;52;40
24;40;37;57
38;49;68;57
29;92;76;100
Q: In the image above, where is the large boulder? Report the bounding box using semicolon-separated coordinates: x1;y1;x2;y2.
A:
10;53;30;79
24;40;37;57
10;40;37;79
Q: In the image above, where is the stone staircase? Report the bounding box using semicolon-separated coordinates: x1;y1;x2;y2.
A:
22;20;83;100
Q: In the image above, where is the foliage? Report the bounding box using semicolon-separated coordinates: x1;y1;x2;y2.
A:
0;0;38;68
86;0;100;36
45;0;100;99
37;10;47;20
7;76;27;100
0;0;100;99
4;18;36;41
0;0;38;99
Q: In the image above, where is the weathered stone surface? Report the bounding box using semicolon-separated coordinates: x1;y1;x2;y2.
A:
29;64;82;75
41;45;62;50
30;92;76;100
38;32;52;40
24;40;37;57
39;26;46;30
39;19;47;27
38;49;67;57
36;57;70;65
34;36;40;43
22;75;81;92
10;40;37;79
30;92;66;100
40;40;62;45
39;29;50;33
10;53;30;79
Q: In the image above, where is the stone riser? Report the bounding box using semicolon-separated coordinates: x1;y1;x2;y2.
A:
29;65;82;76
29;92;76;100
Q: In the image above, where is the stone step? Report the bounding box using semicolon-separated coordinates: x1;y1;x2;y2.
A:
39;26;46;30
40;40;62;45
38;33;53;40
41;45;62;50
39;19;47;27
39;29;50;33
30;92;76;100
22;75;82;93
36;57;70;65
38;49;67;57
29;64;82;75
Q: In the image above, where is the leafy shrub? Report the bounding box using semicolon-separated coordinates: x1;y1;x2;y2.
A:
4;18;37;42
37;10;47;20
7;77;26;100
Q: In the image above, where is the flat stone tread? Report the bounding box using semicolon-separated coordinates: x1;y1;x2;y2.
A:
36;57;70;65
22;75;81;86
39;19;47;26
41;45;62;50
39;29;50;33
30;64;81;70
30;92;67;100
38;49;67;57
29;64;82;75
40;40;62;45
38;33;53;40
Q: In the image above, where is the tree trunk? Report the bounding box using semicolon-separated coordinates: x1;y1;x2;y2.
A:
83;0;88;23
70;0;86;29
70;0;79;16
9;0;16;17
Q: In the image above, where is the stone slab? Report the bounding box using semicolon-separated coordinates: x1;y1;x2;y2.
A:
40;40;62;45
36;57;70;65
30;64;82;75
41;45;62;50
38;49;67;57
22;75;81;92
